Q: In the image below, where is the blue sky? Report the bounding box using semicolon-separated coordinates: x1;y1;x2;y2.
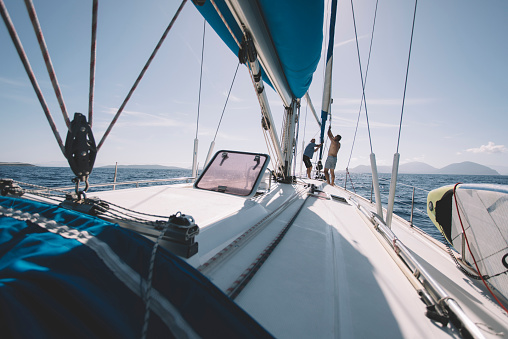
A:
1;0;507;174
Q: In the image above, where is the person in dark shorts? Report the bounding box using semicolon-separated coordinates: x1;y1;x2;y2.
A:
303;138;322;178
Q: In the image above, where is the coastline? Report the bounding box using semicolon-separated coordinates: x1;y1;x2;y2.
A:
0;162;36;167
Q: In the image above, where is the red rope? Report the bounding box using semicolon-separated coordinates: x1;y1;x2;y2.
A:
452;183;508;314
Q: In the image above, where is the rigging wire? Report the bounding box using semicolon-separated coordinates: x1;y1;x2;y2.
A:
24;0;71;131
88;0;98;128
0;0;66;155
346;0;379;170
209;0;241;48
97;0;188;151
396;0;418;153
302;98;309;150
195;18;206;140
262;129;280;178
350;0;374;154
292;102;301;177
244;59;284;179
211;65;241;142
300;99;309;177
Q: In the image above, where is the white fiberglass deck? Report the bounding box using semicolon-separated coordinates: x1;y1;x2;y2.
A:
90;180;508;338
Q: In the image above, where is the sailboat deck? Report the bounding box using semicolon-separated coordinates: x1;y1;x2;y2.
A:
87;179;508;337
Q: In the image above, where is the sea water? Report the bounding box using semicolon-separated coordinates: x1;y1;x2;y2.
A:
335;172;508;241
1;166;507;243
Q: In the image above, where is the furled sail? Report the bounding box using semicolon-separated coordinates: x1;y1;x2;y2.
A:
193;0;323;100
319;0;337;159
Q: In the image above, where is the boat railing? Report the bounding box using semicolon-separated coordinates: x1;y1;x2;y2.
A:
350;196;485;338
343;176;431;227
19;177;196;195
93;176;195;190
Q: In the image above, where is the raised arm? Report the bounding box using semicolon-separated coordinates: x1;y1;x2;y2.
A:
327;126;334;140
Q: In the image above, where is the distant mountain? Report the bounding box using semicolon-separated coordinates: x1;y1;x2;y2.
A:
400;162;438;174
437;161;499;175
347;164;374;173
348;161;499;175
98;164;187;170
489;165;508;176
347;163;434;174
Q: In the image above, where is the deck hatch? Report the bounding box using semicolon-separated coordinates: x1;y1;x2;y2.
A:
330;194;348;204
194;150;270;197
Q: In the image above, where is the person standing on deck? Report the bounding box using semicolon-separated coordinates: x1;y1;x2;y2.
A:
324;126;341;186
303;139;322;178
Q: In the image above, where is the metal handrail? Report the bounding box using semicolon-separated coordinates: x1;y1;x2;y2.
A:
350;196;485;338
344;175;431;227
29;176;195;194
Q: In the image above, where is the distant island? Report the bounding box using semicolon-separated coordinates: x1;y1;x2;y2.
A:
347;161;500;176
1;161;504;175
0;162;36;167
98;164;188;170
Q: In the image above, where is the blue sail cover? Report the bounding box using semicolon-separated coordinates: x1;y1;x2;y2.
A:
194;0;323;99
319;0;338;159
0;196;273;338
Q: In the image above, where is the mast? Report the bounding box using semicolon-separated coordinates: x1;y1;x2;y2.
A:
280;99;299;179
318;0;338;161
238;31;284;173
216;0;323;180
224;0;290;177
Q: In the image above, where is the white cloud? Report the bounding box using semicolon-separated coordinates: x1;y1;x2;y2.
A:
334;97;435;107
334;35;368;48
466;142;507;154
331;116;398;129
100;107;187;128
401;155;426;164
0;77;27;87
222;92;242;103
268;98;284;108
